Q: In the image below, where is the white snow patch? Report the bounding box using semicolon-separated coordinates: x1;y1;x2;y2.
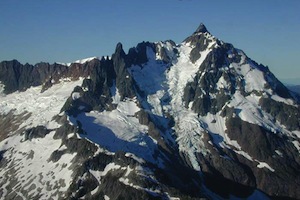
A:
201;113;236;149
292;130;300;139
275;150;283;157
124;166;134;177
234;150;254;161
119;177;131;185
165;193;181;200
90;162;121;184
110;83;121;104
0;82;5;96
271;94;296;106
56;62;71;66
72;92;81;100
0;78;84;129
216;75;229;89
229;92;264;126
257;161;275;172
58;57;99;67
104;195;110;200
292;140;300;152
116;97;140;116
125;153;145;164
90;187;99;195
230;53;266;93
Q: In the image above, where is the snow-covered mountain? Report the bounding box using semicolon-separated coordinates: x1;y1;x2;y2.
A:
0;23;299;200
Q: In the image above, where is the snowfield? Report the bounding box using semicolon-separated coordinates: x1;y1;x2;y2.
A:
69;86;163;166
0;131;76;199
0;78;85;199
0;78;84;130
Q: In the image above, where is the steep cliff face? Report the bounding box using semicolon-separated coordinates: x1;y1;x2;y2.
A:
0;23;299;200
0;58;98;94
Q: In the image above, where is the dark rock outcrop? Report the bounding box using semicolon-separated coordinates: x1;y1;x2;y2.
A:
23;126;52;141
0;60;42;94
0;59;96;94
61;58;116;115
184;45;234;116
226;116;300;199
112;43;137;99
259;98;300;131
194;23;209;34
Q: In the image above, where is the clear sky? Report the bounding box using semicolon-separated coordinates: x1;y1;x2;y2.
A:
0;0;299;81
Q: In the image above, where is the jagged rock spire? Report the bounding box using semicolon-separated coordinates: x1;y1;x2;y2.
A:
194;23;208;34
114;42;125;54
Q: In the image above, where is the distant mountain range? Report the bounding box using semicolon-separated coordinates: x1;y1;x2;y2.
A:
287;84;300;95
0;23;299;200
282;78;300;95
281;77;300;86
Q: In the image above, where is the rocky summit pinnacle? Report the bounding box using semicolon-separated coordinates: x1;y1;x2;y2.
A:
194;23;208;33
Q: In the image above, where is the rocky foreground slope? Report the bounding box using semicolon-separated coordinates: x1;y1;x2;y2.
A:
0;24;299;200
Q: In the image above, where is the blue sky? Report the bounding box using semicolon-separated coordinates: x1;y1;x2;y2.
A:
0;0;299;81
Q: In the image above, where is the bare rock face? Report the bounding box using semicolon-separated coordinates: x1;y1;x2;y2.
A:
0;60;42;93
23;126;52;141
0;59;97;94
195;23;209;34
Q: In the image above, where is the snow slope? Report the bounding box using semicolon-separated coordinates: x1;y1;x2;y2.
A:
69;86;163;166
0;78;84;130
58;57;99;67
0;131;76;199
0;78;85;199
163;36;217;171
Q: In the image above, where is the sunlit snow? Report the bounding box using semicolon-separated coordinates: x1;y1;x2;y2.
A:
58;56;99;67
69;88;161;166
0;78;84;130
256;161;275;172
166;38;217;171
0;132;76;199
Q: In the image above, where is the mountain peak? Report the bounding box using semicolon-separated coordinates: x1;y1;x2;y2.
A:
1;23;300;200
115;42;124;52
194;23;208;34
113;42;126;58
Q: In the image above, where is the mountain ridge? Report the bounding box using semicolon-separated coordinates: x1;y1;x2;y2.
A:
0;23;299;200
